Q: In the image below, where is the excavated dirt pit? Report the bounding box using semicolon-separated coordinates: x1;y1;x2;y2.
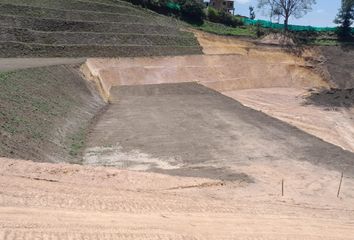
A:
2;32;354;238
83;82;354;181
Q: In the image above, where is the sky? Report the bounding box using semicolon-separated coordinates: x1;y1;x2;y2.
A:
233;0;342;27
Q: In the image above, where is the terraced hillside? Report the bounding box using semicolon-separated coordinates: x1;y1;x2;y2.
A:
0;0;201;57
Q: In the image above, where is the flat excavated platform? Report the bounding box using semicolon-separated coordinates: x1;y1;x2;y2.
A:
84;82;354;180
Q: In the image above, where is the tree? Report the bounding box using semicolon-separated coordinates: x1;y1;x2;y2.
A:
334;0;354;39
257;0;316;30
249;6;256;20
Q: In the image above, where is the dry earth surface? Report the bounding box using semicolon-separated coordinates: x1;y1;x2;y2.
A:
192;31;354;153
1;31;354;239
1;157;354;239
223;88;354;153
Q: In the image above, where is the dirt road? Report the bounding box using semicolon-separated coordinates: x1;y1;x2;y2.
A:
1;157;354;239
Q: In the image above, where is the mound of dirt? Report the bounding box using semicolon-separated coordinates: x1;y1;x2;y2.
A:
260;33;296;46
0;65;105;163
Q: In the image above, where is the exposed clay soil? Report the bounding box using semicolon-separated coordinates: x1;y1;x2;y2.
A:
319;45;354;89
1;156;354;239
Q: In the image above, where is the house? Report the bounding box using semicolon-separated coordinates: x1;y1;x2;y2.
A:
206;0;235;15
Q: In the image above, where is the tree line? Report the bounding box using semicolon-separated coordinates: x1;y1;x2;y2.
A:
124;0;354;38
256;0;353;38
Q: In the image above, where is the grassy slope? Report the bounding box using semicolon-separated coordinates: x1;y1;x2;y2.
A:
193;21;257;38
192;20;354;46
0;65;105;163
0;0;202;57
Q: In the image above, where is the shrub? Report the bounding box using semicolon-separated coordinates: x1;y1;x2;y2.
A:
180;0;205;24
206;7;243;27
124;0;205;23
207;7;219;22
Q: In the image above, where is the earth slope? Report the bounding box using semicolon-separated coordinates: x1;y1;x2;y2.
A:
0;0;201;57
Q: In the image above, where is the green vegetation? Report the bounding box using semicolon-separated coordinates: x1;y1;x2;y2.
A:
69;127;87;157
125;0;205;24
206;7;243;27
0;70;70;142
335;0;354;39
257;0;316;31
0;0;202;57
194;21;257;38
0;65;104;162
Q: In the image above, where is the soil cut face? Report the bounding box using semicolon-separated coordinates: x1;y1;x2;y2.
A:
319;45;354;89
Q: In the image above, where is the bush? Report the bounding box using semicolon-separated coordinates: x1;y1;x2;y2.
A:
180;0;205;24
207;7;219;22
207;7;243;27
124;0;205;23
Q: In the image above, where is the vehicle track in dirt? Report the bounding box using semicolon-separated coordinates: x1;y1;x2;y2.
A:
1;157;354;239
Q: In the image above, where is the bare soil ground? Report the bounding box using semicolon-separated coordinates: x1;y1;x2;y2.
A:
223;88;354;153
1;156;354;239
319;46;354;89
84;83;354;180
1;30;354;239
190;31;354;153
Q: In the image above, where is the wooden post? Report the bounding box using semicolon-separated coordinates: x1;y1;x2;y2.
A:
337;172;344;198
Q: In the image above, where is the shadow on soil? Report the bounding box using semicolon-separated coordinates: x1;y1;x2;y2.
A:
151;166;254;183
305;88;354;108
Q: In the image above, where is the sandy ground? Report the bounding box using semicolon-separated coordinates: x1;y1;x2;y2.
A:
1;156;354;239
222;88;354;153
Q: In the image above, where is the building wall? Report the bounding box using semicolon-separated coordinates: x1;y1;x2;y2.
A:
209;0;234;14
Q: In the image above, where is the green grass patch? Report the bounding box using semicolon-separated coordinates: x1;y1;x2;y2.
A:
0;68;72;142
193;21;257;38
68;127;87;157
0;65;104;161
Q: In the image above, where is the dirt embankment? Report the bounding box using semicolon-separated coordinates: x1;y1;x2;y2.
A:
319;45;354;89
0;64;105;163
82;53;328;102
184;31;354;152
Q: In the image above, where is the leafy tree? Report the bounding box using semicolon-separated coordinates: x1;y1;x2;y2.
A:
249;6;256;19
334;0;354;39
257;0;316;30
